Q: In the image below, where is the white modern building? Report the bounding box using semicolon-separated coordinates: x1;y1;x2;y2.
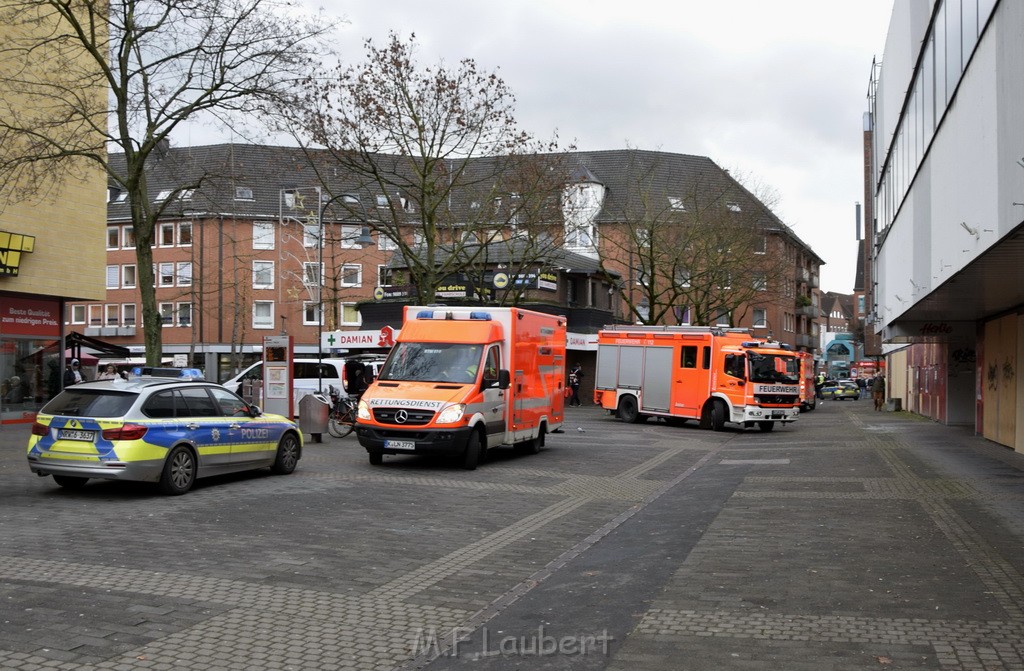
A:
868;0;1023;450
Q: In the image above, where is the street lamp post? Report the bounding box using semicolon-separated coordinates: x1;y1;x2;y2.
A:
316;191;374;394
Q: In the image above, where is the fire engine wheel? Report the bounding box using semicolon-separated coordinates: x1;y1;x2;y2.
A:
462;431;483;470
710;401;727;432
617;395;643;424
757;421;775;432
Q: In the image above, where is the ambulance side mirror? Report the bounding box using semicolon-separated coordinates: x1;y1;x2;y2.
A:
497;369;511;390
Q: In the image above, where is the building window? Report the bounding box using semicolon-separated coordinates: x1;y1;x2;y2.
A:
753;308;767;328
235;186;254;201
377;234;397;251
377;264;392;287
106;265;119;289
253;261;274;289
754;235;767;254
105;304;119;325
176;262;192;287
339;224;360;249
376;194;388;208
753;273;767;291
122;264;137;289
726;201;742;212
303;302;322;326
159;302;174;326
178;222;192;246
123;226;136;248
71;304;86;324
88;304;103;326
159;263;175;287
303;262;322;287
107;227;120;250
668;196;686;211
341;303;360;326
159;223;175;246
253;301;274;329
674;305;692;325
340;264;362;287
122;303;136;326
177;302;192;327
253;222;275;250
155;189;173;202
303;224;321;248
715;310;731;326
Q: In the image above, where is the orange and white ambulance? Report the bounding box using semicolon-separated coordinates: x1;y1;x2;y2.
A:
593;325;801;432
355;306;566;469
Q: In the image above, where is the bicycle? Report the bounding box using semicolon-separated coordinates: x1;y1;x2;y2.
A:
327;386;359;438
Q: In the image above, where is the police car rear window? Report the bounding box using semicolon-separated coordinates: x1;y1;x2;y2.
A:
41;389;138;418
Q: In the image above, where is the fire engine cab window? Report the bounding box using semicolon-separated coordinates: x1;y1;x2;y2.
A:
702;346;711;369
724;353;746;379
680;346;697;369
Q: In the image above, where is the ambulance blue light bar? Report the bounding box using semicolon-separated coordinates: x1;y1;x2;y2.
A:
414;310;492;321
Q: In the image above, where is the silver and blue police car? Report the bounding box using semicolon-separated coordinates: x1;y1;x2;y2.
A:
27;369;302;495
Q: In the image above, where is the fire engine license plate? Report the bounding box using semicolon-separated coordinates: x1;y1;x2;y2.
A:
385;440;415;451
59;429;95;442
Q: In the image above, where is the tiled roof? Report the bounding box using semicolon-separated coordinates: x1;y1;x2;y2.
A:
107;144;822;261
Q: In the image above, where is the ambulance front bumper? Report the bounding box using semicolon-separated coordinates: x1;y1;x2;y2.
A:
355;424;476;456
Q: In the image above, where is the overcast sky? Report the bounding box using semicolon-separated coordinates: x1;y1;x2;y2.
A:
181;1;895;294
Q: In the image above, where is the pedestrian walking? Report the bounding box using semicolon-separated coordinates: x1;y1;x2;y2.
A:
871;374;886;411
568;363;583;407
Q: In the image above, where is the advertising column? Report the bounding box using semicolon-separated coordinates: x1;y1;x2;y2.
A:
262;335;293;418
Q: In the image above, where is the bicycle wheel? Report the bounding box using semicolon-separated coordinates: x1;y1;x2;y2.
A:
329;406;356;438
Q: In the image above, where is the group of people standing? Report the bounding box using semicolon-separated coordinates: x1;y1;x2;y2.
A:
63;360;128;386
813;371;887;411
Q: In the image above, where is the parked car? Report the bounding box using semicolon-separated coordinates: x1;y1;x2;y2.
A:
27;375;302;495
223;356;386;416
821;379;861;401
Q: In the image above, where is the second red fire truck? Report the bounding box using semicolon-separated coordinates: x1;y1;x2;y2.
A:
594;325;801;431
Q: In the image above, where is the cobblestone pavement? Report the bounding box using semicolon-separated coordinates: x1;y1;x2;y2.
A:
1;398;1023;670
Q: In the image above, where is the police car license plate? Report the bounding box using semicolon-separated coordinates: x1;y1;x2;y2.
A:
59;429;95;442
385;440;415;451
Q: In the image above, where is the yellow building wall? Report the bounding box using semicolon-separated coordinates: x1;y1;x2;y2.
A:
887;346;909;410
0;3;107;302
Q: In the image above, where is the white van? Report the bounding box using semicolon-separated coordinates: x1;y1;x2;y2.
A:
223;357;385;416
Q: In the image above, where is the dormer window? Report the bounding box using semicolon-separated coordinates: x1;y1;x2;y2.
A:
155;189;173;202
235;186;254;201
668;197;686;211
726;201;742;212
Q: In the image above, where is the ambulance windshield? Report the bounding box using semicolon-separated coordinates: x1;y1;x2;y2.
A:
379;342;483;384
747;352;800;385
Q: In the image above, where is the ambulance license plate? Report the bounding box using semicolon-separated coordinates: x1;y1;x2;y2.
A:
385;440;415;451
59;429;95;442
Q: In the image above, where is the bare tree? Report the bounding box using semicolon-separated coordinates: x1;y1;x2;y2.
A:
0;0;337;364
285;33;568;304
601;154;791;326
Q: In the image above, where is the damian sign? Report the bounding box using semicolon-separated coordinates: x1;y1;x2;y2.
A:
0;231;35;277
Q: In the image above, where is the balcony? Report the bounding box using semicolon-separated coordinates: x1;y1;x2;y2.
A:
796;334;814;349
797;304;819;318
